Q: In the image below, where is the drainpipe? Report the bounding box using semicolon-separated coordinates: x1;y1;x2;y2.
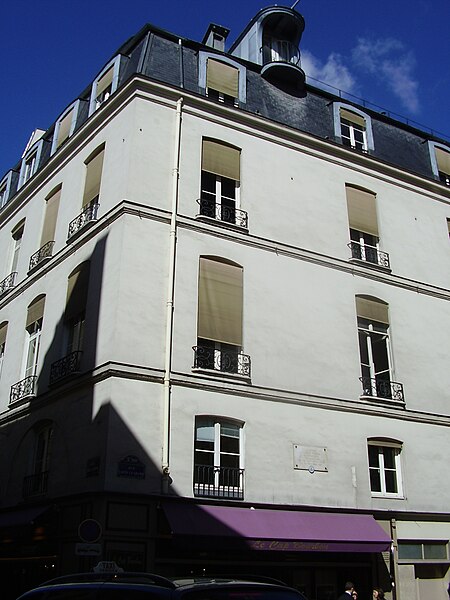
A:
391;517;400;600
162;96;183;493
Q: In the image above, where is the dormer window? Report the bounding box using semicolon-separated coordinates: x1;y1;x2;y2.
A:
51;101;80;154
428;142;450;186
199;53;246;106
334;103;374;153
18;141;44;189
0;172;13;208
89;57;121;116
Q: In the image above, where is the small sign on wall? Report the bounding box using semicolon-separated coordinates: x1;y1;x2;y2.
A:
293;444;328;473
117;455;146;479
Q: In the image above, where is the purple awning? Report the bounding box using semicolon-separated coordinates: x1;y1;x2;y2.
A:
162;503;391;553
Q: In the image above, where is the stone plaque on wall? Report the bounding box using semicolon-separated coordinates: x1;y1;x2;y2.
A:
293;444;328;472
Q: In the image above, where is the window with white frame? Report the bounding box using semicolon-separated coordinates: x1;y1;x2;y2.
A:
428;142;450;186
194;417;244;499
89;57;121;115
0;172;12;207
65;262;90;355
334;104;374;152
0;322;7;378
10;220;25;275
23;296;45;381
200;139;242;226
199;52;246;106
367;439;403;498
19;141;44;189
51;102;80;154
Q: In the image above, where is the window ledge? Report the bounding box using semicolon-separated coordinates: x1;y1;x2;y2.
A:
349;258;391;273
195;214;249;233
371;493;405;500
360;394;405;408
192;367;251;383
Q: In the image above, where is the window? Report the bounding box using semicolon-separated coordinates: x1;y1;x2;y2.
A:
11;220;25;275
199;139;246;227
356;296;404;402
194;417;244;499
334;104;374;152
18;141;44;188
367;439;403;497
24;295;45;380
0;322;7;378
398;542;449;561
83;146;105;208
346;185;389;268
29;187;61;271
194;257;250;377
199;52;246;105
428;142;450;185
51;102;80;154
89;57;121;115
0;172;12;208
24;422;53;497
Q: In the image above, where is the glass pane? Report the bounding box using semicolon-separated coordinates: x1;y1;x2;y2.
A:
221;177;236;200
423;543;447;559
221;435;239;454
201;171;216;193
398;543;423;559
196;421;215;442
221;454;240;469
384;469;398;493
372;332;390;374
383;447;395;469
358;331;370;368
368;446;379;467
194;450;214;466
369;468;381;492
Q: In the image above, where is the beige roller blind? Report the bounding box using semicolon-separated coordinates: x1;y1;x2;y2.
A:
26;296;46;328
207;59;239;98
356;296;389;324
202;140;240;181
340;108;366;128
96;67;113;97
198;258;243;346
65;262;90;321
346;186;378;236
0;322;7;347
436;147;450;174
41;188;61;245
83;148;104;207
56;108;74;148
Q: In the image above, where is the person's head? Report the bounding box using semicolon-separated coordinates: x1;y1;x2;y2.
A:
373;589;385;600
345;582;355;592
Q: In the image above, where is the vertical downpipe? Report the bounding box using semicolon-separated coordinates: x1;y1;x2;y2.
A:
162;96;183;493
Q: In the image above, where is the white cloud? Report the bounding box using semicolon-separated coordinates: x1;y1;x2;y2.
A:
351;38;420;114
302;50;357;94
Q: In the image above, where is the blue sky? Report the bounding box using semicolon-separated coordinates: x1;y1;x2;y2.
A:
1;0;449;177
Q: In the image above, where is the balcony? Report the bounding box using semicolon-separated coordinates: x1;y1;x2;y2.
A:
28;241;55;272
194;465;244;500
197;198;248;229
23;471;49;498
360;376;405;404
67;200;99;240
0;271;17;297
348;241;390;269
260;38;305;89
10;375;37;404
49;351;82;385
193;345;251;378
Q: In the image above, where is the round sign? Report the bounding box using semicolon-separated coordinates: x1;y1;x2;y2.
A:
78;519;102;543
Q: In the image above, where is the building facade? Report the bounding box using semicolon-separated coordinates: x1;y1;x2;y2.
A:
0;6;449;600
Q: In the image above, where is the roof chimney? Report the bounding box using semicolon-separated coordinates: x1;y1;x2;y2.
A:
202;24;230;52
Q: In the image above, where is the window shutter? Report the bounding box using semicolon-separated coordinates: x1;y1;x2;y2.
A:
346;186;378;236
65;262;90;321
0;322;7;347
41;188;61;245
206;59;239;98
57;109;74;148
198;258;243;346
83;148;104;207
26;296;46;328
340;108;366;128
356;297;389;324
202;140;240;181
96;67;114;97
436;147;450;174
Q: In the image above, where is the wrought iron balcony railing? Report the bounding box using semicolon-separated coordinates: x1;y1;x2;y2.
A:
348;241;390;269
67;200;99;240
49;351;83;385
0;271;17;296
10;375;37;404
197;198;248;228
360;376;405;403
23;471;49;498
194;465;244;500
193;345;251;378
262;39;301;67
28;241;55;271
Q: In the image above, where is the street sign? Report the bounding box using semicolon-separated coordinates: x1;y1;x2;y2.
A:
78;519;102;543
75;543;102;556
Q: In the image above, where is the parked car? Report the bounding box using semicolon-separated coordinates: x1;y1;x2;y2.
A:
16;570;309;600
